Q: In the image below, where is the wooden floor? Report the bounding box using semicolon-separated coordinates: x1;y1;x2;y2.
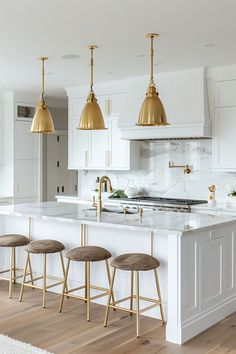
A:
0;281;236;354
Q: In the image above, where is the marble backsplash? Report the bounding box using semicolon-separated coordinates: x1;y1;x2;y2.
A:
79;140;236;202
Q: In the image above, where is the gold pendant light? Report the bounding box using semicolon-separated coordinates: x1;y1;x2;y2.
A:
136;34;169;126
31;57;55;133
78;45;106;130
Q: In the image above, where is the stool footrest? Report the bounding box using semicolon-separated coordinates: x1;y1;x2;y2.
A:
108;294;161;315
62;283;110;303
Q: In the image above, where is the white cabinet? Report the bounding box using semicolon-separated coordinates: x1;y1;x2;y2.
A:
68;92;140;171
68;119;89;169
213;80;236;171
0;100;3;166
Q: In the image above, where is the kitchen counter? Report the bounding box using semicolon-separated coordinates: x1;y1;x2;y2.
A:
0;201;235;234
191;202;236;214
0;201;235;345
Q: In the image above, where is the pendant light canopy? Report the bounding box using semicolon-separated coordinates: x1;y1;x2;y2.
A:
31;57;55;134
136;34;169;126
78;45;106;130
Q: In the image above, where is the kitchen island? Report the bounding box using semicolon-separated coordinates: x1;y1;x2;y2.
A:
0;202;235;345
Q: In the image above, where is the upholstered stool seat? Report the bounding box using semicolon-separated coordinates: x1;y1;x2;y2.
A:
104;252;165;338
26;239;65;254
20;239;66;308
66;246;111;262
0;234;32;299
111;253;160;271
0;234;30;247
59;245;114;322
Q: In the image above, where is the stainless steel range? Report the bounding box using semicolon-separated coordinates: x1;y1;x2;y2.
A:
113;196;207;213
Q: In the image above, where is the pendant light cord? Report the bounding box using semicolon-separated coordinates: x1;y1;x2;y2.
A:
42;58;45;99
90;46;94;92
150;35;154;85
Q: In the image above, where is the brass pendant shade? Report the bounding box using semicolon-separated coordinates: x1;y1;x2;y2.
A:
78;46;106;130
136;34;169;126
31;57;55;134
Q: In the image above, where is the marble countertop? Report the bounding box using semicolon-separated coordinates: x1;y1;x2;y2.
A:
191;202;236;213
0;201;235;235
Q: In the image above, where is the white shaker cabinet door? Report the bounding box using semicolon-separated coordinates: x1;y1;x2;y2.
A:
213;107;236;170
68;119;89;169
89;118;109;169
109;116;130;169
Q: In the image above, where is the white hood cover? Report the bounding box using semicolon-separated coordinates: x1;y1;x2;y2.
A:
119;68;211;140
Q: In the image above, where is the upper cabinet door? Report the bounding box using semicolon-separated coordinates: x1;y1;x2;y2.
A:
89;117;109;169
109;116;130;169
213;107;236;171
68;119;89;169
215;81;236;107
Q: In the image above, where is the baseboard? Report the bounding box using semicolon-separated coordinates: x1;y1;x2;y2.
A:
181;296;236;344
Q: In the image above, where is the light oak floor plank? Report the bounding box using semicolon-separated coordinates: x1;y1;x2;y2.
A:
0;281;235;354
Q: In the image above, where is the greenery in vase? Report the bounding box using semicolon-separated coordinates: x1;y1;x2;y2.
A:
108;189;127;199
228;189;236;197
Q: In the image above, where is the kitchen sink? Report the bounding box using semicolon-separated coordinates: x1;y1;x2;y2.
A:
83;207;138;215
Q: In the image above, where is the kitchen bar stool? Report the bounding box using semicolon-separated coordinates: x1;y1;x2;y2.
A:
59;246;114;322
104;253;165;338
19;239;66;308
0;234;33;298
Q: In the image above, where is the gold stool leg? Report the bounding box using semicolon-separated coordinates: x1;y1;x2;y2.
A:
86;261;90;322
154;268;165;324
28;254;34;288
84;261;87;303
42;254;47;308
13;247;16;284
59;259;70;313
19;253;30;302
104;267;116;327
136;271;140;338
105;259;115;306
59;252;69;297
9;247;14;299
130;270;134;316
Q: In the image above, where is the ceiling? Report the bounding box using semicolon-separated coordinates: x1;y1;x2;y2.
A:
0;0;235;100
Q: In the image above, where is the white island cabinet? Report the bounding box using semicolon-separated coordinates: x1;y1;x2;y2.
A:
67;84;140;171
0;202;235;345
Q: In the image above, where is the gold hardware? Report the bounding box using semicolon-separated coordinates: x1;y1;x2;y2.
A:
104;267;165;337
0;246;34;299
97;176;113;213
78;45;107;130
59;258;115;321
31;57;55;133
208;184;216;192
19;251;65;308
168;161;191;174
136;34;169;127
85;150;89;167
105;151;110;167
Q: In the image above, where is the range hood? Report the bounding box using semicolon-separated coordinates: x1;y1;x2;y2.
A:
119;68;211;140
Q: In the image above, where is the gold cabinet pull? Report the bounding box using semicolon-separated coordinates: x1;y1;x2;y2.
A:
105;98;112;115
85;151;89;167
105;150;110;167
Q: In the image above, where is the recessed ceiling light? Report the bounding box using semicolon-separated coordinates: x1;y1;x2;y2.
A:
205;43;215;48
62;54;79;59
136;54;145;58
